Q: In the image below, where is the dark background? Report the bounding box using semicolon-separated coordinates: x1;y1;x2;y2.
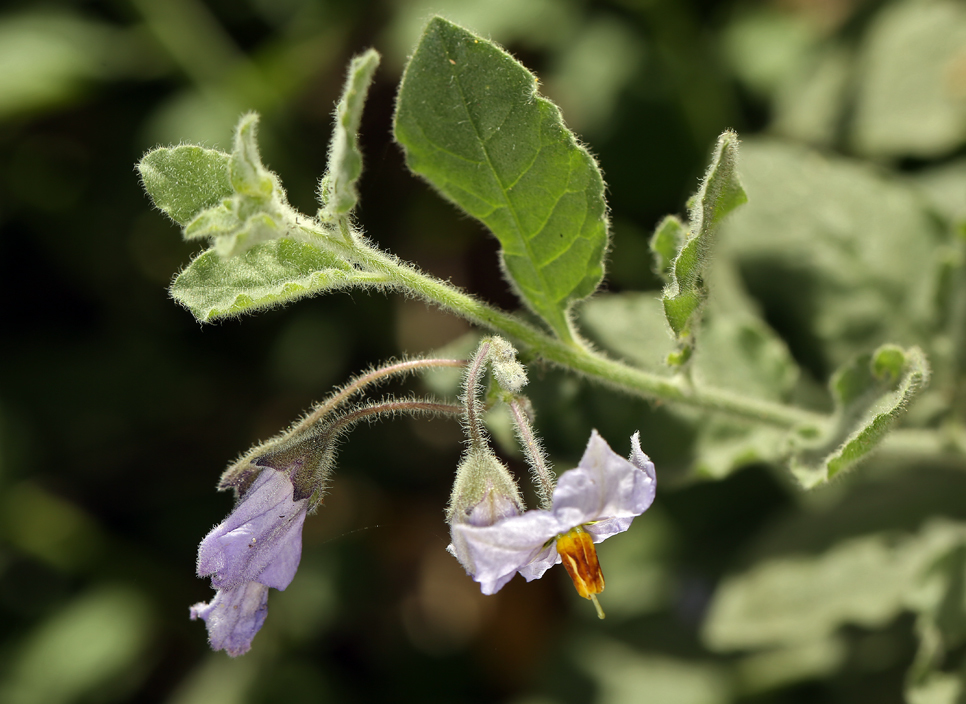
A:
2;0;964;702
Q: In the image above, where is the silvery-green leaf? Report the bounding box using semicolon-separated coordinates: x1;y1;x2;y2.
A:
718;139;942;370
851;0;966;158
704;521;966;651
138;146;232;226
171;240;364;322
791;344;930;487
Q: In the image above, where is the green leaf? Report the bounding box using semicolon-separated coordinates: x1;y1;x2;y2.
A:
791;344;930;487
394;17;608;343
662;130;747;364
684;290;800;479
851;0;966;158
319;49;380;220
171;239;362;322
649;215;686;282
137;145;232;226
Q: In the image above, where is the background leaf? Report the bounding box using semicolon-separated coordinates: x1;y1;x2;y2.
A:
790;345;930;487
851;0;966;159
704;521;966;652
718;139;943;376
394;16;608;342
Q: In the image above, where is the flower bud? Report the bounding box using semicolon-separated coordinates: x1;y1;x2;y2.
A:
446;448;523;527
488;336;527;394
446;448;526;594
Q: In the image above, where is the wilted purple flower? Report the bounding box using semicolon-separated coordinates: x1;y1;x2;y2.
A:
191;467;309;656
448;431;656;602
189;582;268;657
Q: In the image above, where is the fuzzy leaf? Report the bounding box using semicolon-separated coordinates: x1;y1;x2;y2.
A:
319;49;380;219
791;344;930;487
138;146;233;226
662;130;747;364
394;17;608;342
171;240;361;322
649;215;687;282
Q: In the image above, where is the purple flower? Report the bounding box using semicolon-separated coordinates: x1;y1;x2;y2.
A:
448;431;656;597
191;467;309;656
190;582;268;657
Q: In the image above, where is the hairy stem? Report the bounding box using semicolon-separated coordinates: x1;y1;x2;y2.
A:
293;357;466;435
507;397;555;510
328;399;464;436
462;340;492;451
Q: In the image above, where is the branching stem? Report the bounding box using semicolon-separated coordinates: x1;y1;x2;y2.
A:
303;224;827;430
293;357;465;436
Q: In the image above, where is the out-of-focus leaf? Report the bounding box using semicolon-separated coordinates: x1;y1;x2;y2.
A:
772;44;851;147
0;483;103;571
719;139;942;370
911;159;966;230
0;12;133;118
704;521;966;652
383;0;579;68
721;9;818;98
318;49;380;220
165;654;259;704
906;543;966;698
542;16;644;134
579;293;675;373
790;344;929;487
907;674;964;704
735;637;848;695
579;638;732;704
851;0;966;158
138;146;233;226
0;585;152;704
394;17;608;343
171;239;365;322
580;283;800;479
593;506;676;619
661;130;747;365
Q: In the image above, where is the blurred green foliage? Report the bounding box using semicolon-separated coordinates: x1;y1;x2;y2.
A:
4;0;966;703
